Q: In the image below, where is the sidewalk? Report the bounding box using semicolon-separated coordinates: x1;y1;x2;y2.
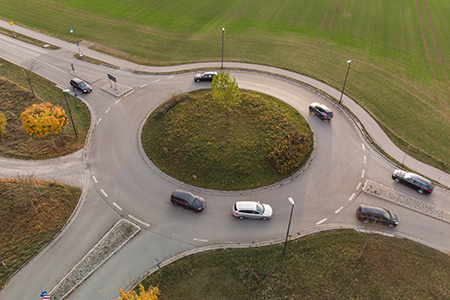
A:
0;19;448;187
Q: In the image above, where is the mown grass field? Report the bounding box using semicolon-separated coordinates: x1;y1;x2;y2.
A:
0;58;90;159
0;0;449;171
142;89;313;190
0;178;81;289
141;230;450;300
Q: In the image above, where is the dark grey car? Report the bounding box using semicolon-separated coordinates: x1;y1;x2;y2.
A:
392;169;433;194
356;205;398;227
309;102;333;120
194;71;217;82
170;190;206;212
70;77;92;93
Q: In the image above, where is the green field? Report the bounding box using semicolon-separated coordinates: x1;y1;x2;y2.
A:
0;0;449;171
140;230;450;300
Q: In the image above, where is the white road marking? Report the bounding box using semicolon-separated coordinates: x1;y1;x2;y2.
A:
128;215;150;227
364;155;367;164
105;108;111;114
115;98;122;104
97;118;102;124
355;228;395;237
361;169;365;178
167;75;174;79
113;202;123;211
100;189;108;197
362;143;366;151
194;238;208;242
335;206;344;214
316;218;328;225
356;182;361;190
152;79;161;83
92;176;98;183
140;83;148;88
349;193;356;201
124;90;134;97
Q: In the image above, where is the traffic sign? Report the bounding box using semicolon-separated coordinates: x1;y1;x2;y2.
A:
42;296;51;300
70;27;73;33
40;291;48;297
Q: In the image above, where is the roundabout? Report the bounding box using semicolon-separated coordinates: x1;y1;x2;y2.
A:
0;23;449;300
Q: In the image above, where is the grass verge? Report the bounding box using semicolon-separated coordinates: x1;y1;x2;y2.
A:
0;58;91;159
142;89;313;190
140;229;450;300
0;177;81;289
0;26;59;50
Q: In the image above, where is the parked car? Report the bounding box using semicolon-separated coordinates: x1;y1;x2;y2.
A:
309;102;333;120
356;205;398;227
170;190;206;212
70;77;92;93
232;201;273;220
194;71;218;82
392;169;433;194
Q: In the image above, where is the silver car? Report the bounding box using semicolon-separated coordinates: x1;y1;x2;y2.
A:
232;201;273;220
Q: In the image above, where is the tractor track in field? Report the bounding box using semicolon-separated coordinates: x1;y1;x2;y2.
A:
415;0;435;78
422;0;450;88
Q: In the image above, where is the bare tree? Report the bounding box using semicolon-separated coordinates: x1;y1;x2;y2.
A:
22;60;38;96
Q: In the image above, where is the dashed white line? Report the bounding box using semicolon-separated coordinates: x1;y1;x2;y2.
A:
140;83;148;88
316;218;328;225
124;90;134;97
364;155;367;164
362;143;366;151
349;193;356;201
361;169;365;178
113;202;123;211
115;98;122;104
92;176;98;183
167;75;174;79
100;189;108;197
193;238;208;242
97;118;102;124
128;215;150;227
152;79;161;83
356;182;361;190
335;206;344;214
105;108;111;114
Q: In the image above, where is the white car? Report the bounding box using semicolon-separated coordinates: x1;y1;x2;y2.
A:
232;201;273;220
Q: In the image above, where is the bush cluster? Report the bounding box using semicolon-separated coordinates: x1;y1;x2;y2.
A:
268;131;311;174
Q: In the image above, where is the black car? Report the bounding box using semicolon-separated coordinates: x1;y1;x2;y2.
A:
309;102;333;120
356;205;398;227
170;190;206;212
194;71;218;82
70;77;92;93
392;169;433;194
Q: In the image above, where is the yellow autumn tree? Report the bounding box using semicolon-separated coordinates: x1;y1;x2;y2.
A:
119;284;160;300
0;112;6;137
20;102;68;137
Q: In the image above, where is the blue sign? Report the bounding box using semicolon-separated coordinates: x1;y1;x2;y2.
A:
70;27;73;33
40;291;48;297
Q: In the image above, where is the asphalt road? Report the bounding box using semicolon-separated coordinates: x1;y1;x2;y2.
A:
0;22;449;300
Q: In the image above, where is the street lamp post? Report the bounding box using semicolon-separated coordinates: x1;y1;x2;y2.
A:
339;59;352;105
63;89;78;139
221;28;225;69
282;197;295;255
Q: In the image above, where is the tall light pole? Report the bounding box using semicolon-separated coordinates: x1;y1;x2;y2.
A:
221;28;225;69
339;59;352;105
63;89;78;139
283;197;295;255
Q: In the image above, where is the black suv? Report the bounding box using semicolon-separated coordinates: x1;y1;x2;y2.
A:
194;72;218;82
70;77;92;93
170;190;206;212
356;205;398;227
392;169;433;194
309;102;333;120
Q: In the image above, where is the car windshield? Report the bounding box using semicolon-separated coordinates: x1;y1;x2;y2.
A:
255;202;264;214
186;194;196;205
79;82;87;87
381;209;391;219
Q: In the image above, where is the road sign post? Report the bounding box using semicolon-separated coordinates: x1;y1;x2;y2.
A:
107;73;117;90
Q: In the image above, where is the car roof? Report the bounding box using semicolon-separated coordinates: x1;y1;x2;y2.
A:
359;205;387;215
310;102;332;112
235;201;258;210
71;77;84;83
172;190;192;200
406;172;432;184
